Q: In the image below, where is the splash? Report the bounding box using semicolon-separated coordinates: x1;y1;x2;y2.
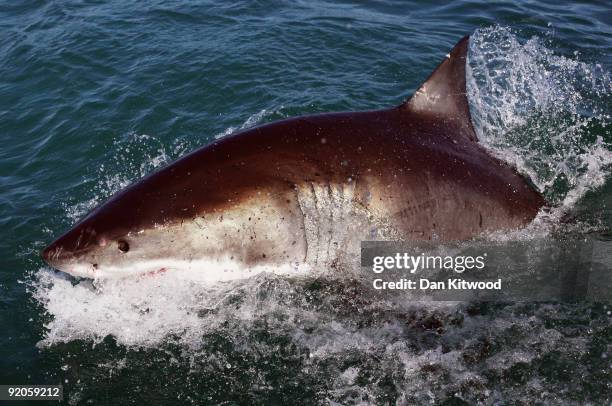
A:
214;107;284;139
29;266;607;404
62;133;192;223
467;26;612;215
32;267;273;348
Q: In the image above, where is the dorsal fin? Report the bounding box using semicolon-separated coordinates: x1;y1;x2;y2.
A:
401;35;477;142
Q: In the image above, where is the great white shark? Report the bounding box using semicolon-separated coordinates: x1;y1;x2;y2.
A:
42;36;545;279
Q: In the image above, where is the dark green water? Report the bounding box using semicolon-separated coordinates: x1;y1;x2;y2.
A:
1;1;611;404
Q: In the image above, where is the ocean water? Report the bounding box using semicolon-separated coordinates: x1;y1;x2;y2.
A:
1;0;611;404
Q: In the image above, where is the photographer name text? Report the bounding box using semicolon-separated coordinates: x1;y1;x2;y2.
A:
370;252;501;291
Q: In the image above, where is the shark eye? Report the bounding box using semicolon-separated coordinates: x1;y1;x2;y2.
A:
117;239;130;253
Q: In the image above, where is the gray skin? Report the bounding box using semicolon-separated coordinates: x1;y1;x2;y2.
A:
42;36;544;279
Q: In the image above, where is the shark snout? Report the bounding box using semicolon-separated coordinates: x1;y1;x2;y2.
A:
41;228;98;274
42;239;74;269
42;239;101;278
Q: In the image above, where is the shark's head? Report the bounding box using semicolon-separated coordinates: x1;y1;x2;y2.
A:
41;191;165;278
41;159;307;279
39;157;219;279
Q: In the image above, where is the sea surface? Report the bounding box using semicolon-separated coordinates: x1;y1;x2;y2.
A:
1;0;611;404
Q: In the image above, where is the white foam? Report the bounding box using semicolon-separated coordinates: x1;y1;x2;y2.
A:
32;264;307;348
